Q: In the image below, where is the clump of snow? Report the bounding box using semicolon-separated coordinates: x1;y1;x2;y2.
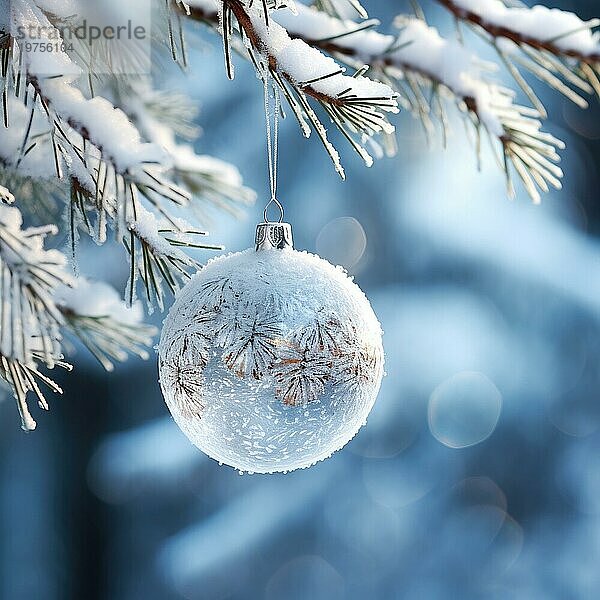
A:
0;204;25;232
393;17;509;136
56;278;145;325
128;206;191;263
274;3;391;57
0;204;65;276
246;4;397;109
452;0;600;57
41;82;167;171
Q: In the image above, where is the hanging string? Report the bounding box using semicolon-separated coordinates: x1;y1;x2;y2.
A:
263;71;284;223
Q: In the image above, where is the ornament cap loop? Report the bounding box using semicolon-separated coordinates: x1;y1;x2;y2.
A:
255;222;294;251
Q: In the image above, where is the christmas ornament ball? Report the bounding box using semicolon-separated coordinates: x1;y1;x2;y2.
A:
158;225;384;473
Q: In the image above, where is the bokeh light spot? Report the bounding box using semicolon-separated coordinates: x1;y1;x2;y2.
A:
428;371;502;448
316;217;367;270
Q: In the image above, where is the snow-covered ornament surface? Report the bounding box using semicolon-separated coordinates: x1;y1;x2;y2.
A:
158;222;384;473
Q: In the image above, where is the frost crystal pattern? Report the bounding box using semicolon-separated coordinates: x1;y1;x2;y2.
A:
158;248;384;473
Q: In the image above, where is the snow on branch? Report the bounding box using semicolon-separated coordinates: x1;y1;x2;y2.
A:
124;205;208;312
11;0;164;172
0;185;15;204
0;204;71;366
5;2;191;287
121;86;256;217
57;279;157;372
0;202;70;430
217;0;399;177
184;1;565;200
0;201;156;430
265;4;566;202
1;1;253;314
438;0;600;115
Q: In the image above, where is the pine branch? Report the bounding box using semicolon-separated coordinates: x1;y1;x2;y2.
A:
0;204;71;365
118;85;257;217
124;206;206;312
0;202;157;430
0;202;70;430
437;0;600;115
277;6;567;202
216;0;399;178
183;1;565;201
3;4;255;314
0;352;71;431
3;98;215;311
57;279;157;372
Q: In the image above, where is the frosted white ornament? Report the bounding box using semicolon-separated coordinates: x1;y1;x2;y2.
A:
158;222;384;473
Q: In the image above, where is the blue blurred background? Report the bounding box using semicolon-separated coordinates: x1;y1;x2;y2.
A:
1;1;600;598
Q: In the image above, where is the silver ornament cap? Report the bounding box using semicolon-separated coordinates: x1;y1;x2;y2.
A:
255;221;294;251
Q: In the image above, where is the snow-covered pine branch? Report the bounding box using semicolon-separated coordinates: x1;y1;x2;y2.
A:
438;0;600;115
1;0;255;428
274;6;567;202
57;279;157;373
120;85;256;218
124;206;210;312
0;201;158;430
184;1;566;202
3;1;252;301
216;0;399;177
0;203;70;371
